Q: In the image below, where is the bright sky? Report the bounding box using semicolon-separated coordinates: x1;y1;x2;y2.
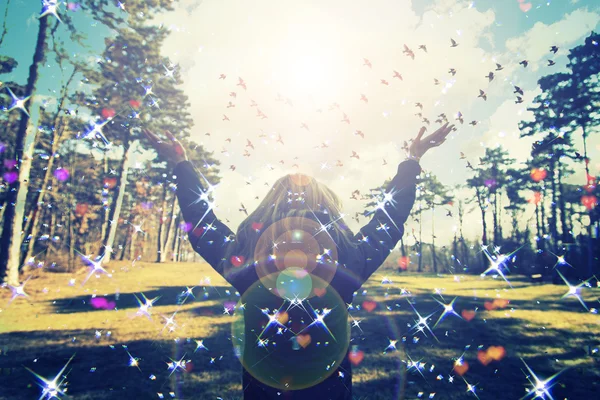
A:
3;0;600;245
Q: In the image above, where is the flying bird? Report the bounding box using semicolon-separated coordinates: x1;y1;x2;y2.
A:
393;70;403;80
239;203;248;216
450;38;459;47
422;118;430;125
459;152;466;160
225;137;231;143
550;45;559;54
485;72;494;82
350;151;360;159
219;74;226;80
547;59;556;66
403;44;415;60
470;120;478;126
246;139;254;150
237;77;247;90
519;60;529;68
301;122;309;131
222;114;230;121
433;78;440;85
354;130;365;138
415;102;423;110
341;113;350;124
250;99;258;107
363;58;372;68
382;159;387;166
243;149;251;157
495;63;504;71
456;111;464;124
513;86;524;95
336;160;344;167
380;79;389;85
230;165;236;171
360;94;369;103
226;101;235;108
446;210;453;217
418;44;427;52
229;92;237;98
449;68;457;76
276;134;284;145
515;96;523;104
478;89;487;101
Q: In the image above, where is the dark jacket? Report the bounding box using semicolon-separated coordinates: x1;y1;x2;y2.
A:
174;159;420;399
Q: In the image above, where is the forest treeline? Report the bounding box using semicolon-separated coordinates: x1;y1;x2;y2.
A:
0;1;598;287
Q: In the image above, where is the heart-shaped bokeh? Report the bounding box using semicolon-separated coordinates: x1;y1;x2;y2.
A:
461;309;476;321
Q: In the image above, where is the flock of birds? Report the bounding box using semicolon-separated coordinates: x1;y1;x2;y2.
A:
205;39;564;223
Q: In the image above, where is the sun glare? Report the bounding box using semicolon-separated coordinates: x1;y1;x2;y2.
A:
272;35;343;99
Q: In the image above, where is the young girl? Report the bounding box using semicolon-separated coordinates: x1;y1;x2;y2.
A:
144;123;453;399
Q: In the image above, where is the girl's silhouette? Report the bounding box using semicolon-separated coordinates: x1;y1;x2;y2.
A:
144;124;453;399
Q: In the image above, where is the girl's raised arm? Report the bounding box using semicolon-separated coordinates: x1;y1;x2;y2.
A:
143;128;236;278
351;123;454;286
173;160;236;276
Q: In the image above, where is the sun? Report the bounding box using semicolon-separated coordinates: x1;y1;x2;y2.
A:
272;34;345;100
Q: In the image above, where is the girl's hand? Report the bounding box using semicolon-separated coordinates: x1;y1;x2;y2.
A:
408;122;454;161
143;128;188;164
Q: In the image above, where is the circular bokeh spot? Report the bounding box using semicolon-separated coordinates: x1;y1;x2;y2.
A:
276;267;313;300
254;217;339;299
231;273;350;391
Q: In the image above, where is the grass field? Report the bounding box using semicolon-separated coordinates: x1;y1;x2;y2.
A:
0;261;599;399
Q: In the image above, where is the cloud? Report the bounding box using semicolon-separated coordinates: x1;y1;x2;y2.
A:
505;8;600;72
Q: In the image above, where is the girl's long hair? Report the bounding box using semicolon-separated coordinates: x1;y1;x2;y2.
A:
222;173;358;276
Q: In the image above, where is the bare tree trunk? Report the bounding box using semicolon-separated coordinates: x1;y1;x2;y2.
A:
173;213;181;262
431;206;437;273
99;153;110;250
399;237;406;257
161;199;179;262
474;187;487;272
176;234;183;262
0;206;5;238
418;209;423;273
21;68;77;268
0;11;50;285
492;192;499;245
22;137;60;268
68;206;75;271
129;222;137;261
540;188;547;248
119;230;129;261
47;210;57;256
102;140;136;264
156;185;167;262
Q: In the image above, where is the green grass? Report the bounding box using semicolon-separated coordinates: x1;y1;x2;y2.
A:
0;262;599;399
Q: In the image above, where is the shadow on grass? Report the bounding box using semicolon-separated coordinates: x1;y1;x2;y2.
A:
4;286;600;399
49;285;235;314
0;324;242;400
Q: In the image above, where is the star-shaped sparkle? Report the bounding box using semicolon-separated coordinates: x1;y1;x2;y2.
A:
5;87;31;116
